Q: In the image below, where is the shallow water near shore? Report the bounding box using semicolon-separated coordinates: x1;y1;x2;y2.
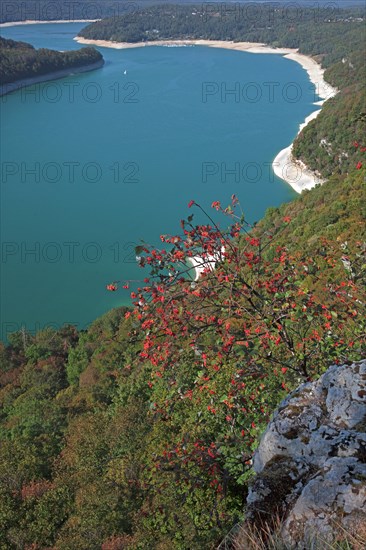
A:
0;22;318;339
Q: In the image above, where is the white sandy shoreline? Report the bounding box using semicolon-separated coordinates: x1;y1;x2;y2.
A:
188;255;215;281
75;36;296;55
75;37;338;193
272;51;337;192
188;248;225;281
0;20;99;27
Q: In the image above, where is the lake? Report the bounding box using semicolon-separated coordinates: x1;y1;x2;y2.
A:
0;22;318;340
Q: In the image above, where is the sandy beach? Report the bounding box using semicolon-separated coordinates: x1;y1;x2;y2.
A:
272;109;325;193
74;37;298;54
272;51;337;192
0;20;99;27
75;37;338;193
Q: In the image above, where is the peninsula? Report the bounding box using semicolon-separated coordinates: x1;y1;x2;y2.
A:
0;36;104;96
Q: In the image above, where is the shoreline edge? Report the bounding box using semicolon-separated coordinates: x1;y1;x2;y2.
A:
0;59;105;96
0;19;338;192
74;36;338;194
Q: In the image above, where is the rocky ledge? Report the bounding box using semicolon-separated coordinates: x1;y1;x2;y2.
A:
246;359;366;547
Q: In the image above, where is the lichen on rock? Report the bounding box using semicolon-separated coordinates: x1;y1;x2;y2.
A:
245;360;366;547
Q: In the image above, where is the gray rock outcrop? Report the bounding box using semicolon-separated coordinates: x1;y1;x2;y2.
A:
245;359;366;547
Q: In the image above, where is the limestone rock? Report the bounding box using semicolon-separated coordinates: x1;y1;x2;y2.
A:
246;360;366;547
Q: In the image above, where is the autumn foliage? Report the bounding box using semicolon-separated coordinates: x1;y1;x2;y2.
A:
103;195;366;539
1;180;365;548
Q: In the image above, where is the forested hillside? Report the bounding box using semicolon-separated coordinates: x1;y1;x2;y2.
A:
1;0;366;24
0;0;165;23
79;4;366;178
0;168;365;548
0;4;365;548
0;37;103;85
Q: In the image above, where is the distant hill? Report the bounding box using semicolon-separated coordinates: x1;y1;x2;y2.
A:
0;36;103;87
1;0;365;24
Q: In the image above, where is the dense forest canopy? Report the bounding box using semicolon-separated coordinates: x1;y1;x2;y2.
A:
0;36;103;84
0;169;365;548
0;4;365;548
78;3;364;60
1;0;365;23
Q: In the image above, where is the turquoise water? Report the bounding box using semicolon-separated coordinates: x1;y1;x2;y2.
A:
0;23;317;339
